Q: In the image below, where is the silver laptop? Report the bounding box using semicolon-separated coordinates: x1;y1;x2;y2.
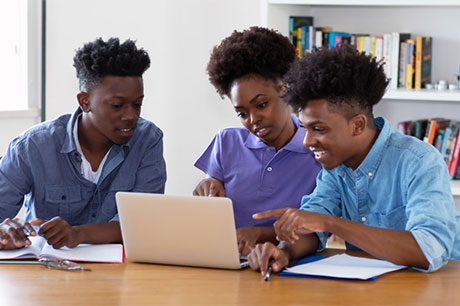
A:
116;192;249;269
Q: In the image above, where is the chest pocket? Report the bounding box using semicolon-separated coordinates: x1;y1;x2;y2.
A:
44;185;82;220
371;206;407;230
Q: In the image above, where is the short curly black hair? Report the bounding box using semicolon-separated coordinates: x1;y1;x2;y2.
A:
284;45;389;118
207;26;296;98
73;37;151;91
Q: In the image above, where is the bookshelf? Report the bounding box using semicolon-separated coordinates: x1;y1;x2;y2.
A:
261;0;460;202
384;89;460;102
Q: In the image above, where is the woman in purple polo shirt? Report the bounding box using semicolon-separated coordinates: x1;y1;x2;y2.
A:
193;27;321;255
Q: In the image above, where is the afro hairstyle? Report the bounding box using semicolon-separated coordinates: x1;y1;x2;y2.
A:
283;44;389;118
207;26;296;98
73;37;151;91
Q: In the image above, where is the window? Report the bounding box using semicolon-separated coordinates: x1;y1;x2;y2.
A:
0;0;41;113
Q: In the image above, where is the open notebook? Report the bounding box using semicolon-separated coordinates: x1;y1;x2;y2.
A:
0;236;123;263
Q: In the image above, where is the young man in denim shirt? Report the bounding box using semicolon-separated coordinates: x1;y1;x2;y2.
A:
0;38;166;249
248;45;459;274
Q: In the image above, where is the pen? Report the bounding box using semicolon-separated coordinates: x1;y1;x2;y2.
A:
264;258;274;281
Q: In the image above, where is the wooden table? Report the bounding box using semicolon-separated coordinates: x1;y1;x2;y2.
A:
0;249;459;305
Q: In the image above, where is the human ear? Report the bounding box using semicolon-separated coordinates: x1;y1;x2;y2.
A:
351;114;367;136
77;92;90;112
279;83;287;95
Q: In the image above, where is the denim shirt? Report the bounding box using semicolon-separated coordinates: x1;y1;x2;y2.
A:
0;108;167;225
301;117;460;272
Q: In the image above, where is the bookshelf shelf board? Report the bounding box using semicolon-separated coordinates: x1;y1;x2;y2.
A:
383;89;460;102
267;0;460;6
451;180;460;196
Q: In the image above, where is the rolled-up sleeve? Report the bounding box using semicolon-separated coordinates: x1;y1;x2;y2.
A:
405;151;457;272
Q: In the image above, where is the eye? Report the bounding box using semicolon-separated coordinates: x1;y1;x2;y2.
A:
257;101;268;109
313;127;325;133
110;104;122;109
133;103;142;109
237;112;247;118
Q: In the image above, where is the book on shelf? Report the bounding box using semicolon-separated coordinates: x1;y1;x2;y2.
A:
423;118;449;145
0;236;124;263
399;41;408;88
443;121;460;164
328;32;350;49
414;119;428;140
315;27;333;49
414;36;433;89
374;36;384;63
449;132;460;177
405;39;416;89
289;16;313;41
289;16;314;57
397;118;460;177
369;36;377;57
390;33;411;90
397;120;414;135
382;34;392;78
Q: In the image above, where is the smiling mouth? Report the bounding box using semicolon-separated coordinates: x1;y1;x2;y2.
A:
310;147;326;160
118;128;135;137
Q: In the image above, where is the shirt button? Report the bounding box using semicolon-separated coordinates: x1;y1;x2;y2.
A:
368;172;373;177
361;216;367;222
267;167;273;172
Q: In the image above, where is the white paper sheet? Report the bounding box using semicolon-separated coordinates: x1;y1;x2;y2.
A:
284;254;407;280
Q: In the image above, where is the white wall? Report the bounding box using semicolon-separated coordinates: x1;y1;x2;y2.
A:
44;0;261;195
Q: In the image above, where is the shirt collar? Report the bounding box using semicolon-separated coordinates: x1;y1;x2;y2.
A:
61;107;132;155
335;117;390;179
244;115;310;153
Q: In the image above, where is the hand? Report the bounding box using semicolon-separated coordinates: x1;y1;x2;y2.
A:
248;242;289;276
253;208;329;244
30;217;81;249
193;177;225;197
237;227;259;256
0;218;36;249
237;227;276;256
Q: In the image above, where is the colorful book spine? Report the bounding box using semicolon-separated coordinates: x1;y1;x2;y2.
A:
399;42;408;88
383;34;392;78
390;33;411;90
405;39;415;89
449;130;460;177
415;36;432;89
424;120;437;144
375;36;384;63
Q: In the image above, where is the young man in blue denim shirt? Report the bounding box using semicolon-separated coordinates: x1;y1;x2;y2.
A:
0;38;166;249
248;45;460;274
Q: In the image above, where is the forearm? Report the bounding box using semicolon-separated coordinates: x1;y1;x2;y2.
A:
325;216;429;269
278;233;319;261
74;221;122;244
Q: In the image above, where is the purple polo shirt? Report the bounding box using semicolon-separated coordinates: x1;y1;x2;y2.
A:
194;115;321;228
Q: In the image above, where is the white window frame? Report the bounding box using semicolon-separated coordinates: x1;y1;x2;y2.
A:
0;0;42;120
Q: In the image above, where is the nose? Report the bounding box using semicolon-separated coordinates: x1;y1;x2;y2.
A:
249;111;262;125
303;130;315;148
121;105;138;121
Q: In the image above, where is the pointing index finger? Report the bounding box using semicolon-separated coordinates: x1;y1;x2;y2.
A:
252;208;287;220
